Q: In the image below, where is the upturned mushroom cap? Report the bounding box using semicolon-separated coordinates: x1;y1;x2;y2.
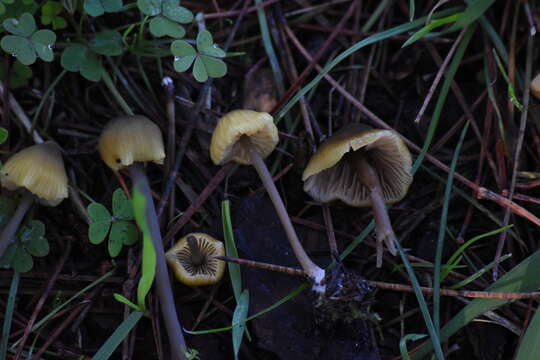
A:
165;233;226;286
531;72;540;100
98;115;165;171
210;110;279;165
302;125;412;206
0;142;68;206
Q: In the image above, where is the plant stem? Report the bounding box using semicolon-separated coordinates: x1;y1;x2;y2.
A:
102;70;134;116
0;193;34;259
349;155;398;268
128;164;187;360
241;137;325;289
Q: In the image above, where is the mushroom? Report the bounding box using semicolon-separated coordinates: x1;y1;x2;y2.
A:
98;115;187;360
210;109;326;291
531;72;540;100
0;141;68;258
302;124;413;268
166;233;226;286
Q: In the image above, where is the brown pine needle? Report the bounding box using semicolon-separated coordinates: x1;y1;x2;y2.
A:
216;256;540;300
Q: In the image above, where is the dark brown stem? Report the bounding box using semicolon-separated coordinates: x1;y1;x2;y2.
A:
349;155;397;268
187;236;204;265
322;204;338;256
129;164;187;360
0;192;33;259
240;136;326;289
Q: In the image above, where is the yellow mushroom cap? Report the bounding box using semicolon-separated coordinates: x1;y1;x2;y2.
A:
210;110;279;165
0;142;68;206
165;233;226;286
531;72;540;100
302;125;412;207
98;115;165;171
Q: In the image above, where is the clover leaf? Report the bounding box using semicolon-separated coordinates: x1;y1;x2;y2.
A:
0;13;56;65
0;218;49;273
137;0;193;38
0;0;14;17
0;59;32;89
41;0;67;29
84;0;123;17
61;43;103;81
89;29;124;56
171;30;226;82
87;188;139;258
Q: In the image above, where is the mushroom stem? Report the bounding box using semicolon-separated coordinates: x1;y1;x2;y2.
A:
349;155;398;267
0;193;34;259
239;136;326;289
128;164;187;360
187;235;204;265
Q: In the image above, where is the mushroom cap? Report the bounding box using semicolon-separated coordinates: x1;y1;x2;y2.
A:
165;233;226;286
302;125;412;207
0;142;68;206
98;115;165;171
210;110;279;165
531;72;540;100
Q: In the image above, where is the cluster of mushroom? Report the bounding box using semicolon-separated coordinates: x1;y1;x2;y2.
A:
206;109;413;290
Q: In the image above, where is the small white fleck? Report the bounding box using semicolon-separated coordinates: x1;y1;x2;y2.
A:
11;53;16;57
174;56;180;61
48;44;53;49
161;77;173;86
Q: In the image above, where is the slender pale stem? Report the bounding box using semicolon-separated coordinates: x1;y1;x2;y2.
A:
0;193;34;259
240;137;325;286
129;164;187;360
349;155;397;268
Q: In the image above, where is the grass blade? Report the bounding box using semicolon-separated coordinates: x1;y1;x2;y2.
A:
433;122;469;333
409;0;415;21
232;290;250;359
412;23;476;174
402;13;460;47
394;240;444;360
0;271;20;359
412;249;540;359
276;6;462;120
441;225;513;281
515;307;540;359
400;334;426;360
221;200;242;301
91;311;144;360
448;0;495;32
449;253;512;290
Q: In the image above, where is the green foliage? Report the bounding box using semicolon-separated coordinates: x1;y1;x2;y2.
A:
0;59;33;89
89;29;124;56
61;30;123;81
87;188;138;258
40;0;67;29
130;185;156;311
171;30;227;82
84;0;123;17
221;201;250;358
399;334;427;360
440;225;513;282
0;126;8;145
0;210;49;273
0;0;37;20
61;43;103;81
137;0;193;39
232;290;249;360
91;310;144;360
1;12;56;65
